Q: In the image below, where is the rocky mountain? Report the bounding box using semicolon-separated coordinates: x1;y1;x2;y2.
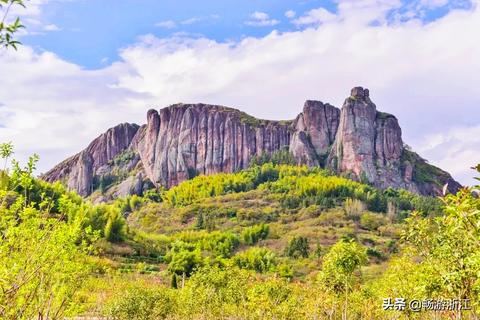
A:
42;87;461;199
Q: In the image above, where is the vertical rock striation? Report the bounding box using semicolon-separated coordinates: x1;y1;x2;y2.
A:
135;104;293;188
43;123;139;196
42;88;461;198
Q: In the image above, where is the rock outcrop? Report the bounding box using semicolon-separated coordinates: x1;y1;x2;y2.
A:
133;104;293;188
42;87;461;198
43;123;140;196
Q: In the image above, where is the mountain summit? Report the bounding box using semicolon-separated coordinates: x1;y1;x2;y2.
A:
43;87;461;199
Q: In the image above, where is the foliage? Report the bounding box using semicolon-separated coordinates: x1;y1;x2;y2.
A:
111;149;136;167
344;198;365;220
103;286;176;320
165;242;203;277
404;187;480;307
241;223;269;245
0;0;25;49
318;239;367;320
359;212;387;231
250;147;296;166
233;247;277;273
401;150;447;185
0;148;91;319
319;239;368;294
285;235;310;258
3;140;475;319
104;206;127;242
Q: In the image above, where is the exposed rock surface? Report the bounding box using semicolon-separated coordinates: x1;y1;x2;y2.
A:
42;87;461;198
42;123;140;196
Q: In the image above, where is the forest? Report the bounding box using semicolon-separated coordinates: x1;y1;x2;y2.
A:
1;142;479;319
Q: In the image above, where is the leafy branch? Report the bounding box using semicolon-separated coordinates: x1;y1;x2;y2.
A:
0;0;26;50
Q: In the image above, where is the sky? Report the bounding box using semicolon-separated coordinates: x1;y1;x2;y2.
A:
0;0;479;186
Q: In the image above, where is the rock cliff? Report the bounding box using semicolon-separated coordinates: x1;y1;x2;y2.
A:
42;87;461;198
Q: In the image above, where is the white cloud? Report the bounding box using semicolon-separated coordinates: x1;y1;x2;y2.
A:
44;23;61;31
1;1;480;186
417;125;480;185
0;47;148;174
181;17;201;25
285;10;296;19
245;11;280;27
155;20;177;29
292;8;337;26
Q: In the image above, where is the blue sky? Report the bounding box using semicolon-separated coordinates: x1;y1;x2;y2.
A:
20;0;471;69
22;0;338;68
1;0;479;186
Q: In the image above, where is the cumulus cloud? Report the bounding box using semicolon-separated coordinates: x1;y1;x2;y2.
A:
0;47;148;173
245;11;280;26
181;17;201;25
292;8;337;26
43;23;61;31
285;10;296;19
417;125;480;184
155;20;177;29
1;0;479;186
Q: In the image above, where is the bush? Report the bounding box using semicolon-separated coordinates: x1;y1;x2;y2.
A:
104;207;127;242
344;198;365;221
165;243;203;277
285;236;310;259
103;286;175;320
233;247;277;273
241;224;269;245
359;212;387;231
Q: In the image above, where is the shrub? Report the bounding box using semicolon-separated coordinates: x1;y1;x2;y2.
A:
241;224;269;245
103;286;175;320
316;210;347;227
285;236;310;259
233;247;277;273
359;212;387;231
165;241;203;277
344;198;365;221
104;207;127;242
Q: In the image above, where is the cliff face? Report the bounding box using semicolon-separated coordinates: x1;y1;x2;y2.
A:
42;87;461;198
43;123;140;196
134;104;292;188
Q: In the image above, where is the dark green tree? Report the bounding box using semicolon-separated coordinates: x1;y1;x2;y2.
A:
285;236;310;259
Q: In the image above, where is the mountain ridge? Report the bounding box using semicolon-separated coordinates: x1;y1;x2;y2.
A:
42;87;461;199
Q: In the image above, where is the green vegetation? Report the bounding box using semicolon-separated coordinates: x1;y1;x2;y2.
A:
250;147;296;166
377;111;395;120
0;0;25;49
402;149;448;185
285;236;310;258
241;223;269;245
111;149;136;166
1;141;479;319
234;247;277;273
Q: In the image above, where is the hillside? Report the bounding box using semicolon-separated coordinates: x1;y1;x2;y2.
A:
42;87;461;201
1;140;478;319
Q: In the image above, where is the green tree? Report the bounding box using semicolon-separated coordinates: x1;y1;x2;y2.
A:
165;242;203;279
104;207;127;243
404;185;480;315
0;146;91;319
318;239;367;320
285;236;310;259
233;247;277;273
241;224;269;245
